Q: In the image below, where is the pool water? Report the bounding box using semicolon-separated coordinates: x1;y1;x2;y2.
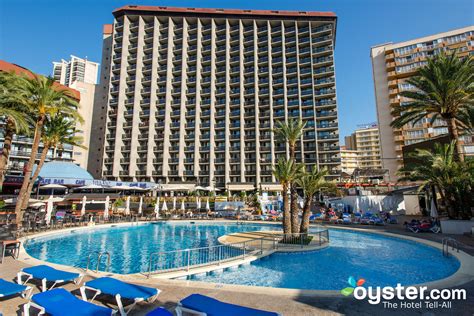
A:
24;222;277;274
24;223;460;289
192;228;460;290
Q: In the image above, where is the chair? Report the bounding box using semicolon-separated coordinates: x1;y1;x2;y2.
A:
23;288;114;316
17;265;83;292
80;277;161;316
176;294;280;316
0;278;32;299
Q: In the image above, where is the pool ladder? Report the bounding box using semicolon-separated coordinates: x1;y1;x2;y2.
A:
442;238;459;256
86;251;111;273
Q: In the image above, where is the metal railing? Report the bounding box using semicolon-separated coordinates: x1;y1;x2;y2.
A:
442;237;460;257
147;229;329;277
86;251;111;272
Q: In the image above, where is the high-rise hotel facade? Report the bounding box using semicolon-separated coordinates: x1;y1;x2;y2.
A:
90;5;341;191
371;26;474;182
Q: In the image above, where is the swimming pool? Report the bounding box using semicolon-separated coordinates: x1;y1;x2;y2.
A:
24;222;460;290
192;228;460;290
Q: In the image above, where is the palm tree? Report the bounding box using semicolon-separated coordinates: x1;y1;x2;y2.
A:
274;119;306;161
274;119;306;234
272;158;302;234
398;141;473;219
7;74;82;223
297;167;332;234
21;115;85;209
0;72;32;191
390;51;474;161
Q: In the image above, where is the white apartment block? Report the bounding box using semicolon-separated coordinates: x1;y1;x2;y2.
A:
90;5;341;191
52;55;99;170
53;55;99;86
371;26;474;181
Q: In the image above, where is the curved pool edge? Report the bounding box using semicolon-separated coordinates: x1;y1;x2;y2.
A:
16;220;474;297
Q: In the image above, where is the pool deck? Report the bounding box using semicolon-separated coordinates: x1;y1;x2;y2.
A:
1;220;474;315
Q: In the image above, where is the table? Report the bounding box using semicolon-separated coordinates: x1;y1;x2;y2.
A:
1;240;21;264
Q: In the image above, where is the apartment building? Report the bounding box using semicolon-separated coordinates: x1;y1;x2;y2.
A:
0;60;80;176
53;55;99;86
90;5;341;191
52;55;99;170
371;26;474;181
340;146;358;174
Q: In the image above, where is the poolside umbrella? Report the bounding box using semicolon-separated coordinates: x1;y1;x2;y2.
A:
378;200;383;213
205;198;210;211
154;196;160;219
162;200;168;211
430;198;438;218
45;195;54;225
81;196;87;216
197;197;201;209
181;200;185;212
138;196;143;215
173;196;177;210
125;196;131;215
355;197;360;213
104;196;110;220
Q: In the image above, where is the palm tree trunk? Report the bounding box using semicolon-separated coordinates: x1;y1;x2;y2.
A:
290;184;299;234
300;196;312;234
22;145;49;209
289;144;296;162
446;118;464;162
282;184;291;234
15;116;45;225
0;118;14;192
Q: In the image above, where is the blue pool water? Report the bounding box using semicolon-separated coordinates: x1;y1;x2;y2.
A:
25;222;277;274
24;223;460;290
192;228;460;290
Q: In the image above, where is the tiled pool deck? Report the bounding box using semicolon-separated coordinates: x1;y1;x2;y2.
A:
1;221;473;315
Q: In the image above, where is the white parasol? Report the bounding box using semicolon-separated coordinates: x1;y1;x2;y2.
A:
138;196;143;215
104;196;110;220
45;195;54;225
81;196;87;216
154;196;160;218
125;196;131;215
162;200;168;211
205;198;210;211
430;198;438;218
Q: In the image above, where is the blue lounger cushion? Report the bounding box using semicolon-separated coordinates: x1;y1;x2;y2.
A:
22;265;79;281
31;288;113;316
85;277;158;300
146;307;173;316
0;279;28;297
180;294;279;316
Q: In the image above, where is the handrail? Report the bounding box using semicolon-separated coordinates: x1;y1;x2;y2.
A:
442;237;459;257
86;250;111;272
147;229;329;277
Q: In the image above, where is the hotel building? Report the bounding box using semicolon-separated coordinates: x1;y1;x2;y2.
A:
371;26;474;181
52;55;99;170
90;5;341;191
340;146;358;174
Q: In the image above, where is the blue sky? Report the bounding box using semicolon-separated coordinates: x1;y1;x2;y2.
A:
0;0;472;139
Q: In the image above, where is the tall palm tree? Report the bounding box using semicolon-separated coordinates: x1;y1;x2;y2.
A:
7;75;82;223
274;119;306;234
390;51;474;161
0;72;32;191
297;167;332;234
274;119;306;160
272;158;302;234
398;141;473;219
21;115;85;209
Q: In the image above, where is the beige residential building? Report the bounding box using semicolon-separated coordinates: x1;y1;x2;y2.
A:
371;26;474;181
52;55;99;169
340;146;358;174
89;5;341;191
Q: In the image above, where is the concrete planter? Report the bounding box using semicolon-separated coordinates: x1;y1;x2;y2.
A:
440;219;474;235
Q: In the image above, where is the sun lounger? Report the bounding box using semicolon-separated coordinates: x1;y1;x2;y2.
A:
17;265;83;292
146;307;173;316
24;288;114;316
176;294;280;316
0;278;32;299
80;277;161;316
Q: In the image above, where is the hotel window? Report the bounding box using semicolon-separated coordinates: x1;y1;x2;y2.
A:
464;146;474;154
433;127;448;136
